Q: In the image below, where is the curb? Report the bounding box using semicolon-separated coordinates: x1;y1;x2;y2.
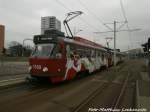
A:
0;77;26;87
136;80;140;108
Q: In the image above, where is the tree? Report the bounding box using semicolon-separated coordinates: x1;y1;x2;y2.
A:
8;41;23;56
22;45;33;57
8;41;33;57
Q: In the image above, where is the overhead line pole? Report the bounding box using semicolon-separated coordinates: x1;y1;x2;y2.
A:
94;21;141;68
22;38;33;57
114;21;117;67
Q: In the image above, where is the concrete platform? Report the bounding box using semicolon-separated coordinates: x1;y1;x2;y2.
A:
136;80;150;112
141;72;150;81
0;62;28;76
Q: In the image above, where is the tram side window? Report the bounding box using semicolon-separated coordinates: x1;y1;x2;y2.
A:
96;50;99;57
51;44;62;59
76;46;85;58
91;49;95;58
102;53;104;61
83;48;89;58
86;48;91;58
98;51;101;57
66;44;76;59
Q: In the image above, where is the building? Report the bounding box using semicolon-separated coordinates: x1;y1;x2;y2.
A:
124;48;144;59
41;16;61;34
0;25;5;54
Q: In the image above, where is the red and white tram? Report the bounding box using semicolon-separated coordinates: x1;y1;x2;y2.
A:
29;30;123;83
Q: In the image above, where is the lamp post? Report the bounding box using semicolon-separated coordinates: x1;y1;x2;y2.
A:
22;38;33;57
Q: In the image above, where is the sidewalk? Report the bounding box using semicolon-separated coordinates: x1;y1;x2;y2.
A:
136;67;150;111
136;80;150;111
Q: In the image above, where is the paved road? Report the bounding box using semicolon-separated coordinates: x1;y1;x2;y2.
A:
0;59;148;112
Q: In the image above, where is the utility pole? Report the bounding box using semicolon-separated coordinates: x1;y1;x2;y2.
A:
22;38;33;57
94;21;141;68
114;21;117;67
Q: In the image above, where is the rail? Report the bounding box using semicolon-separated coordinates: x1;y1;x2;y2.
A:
72;82;108;112
112;71;130;109
72;68;130;112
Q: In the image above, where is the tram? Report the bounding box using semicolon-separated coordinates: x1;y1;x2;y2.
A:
28;30;124;83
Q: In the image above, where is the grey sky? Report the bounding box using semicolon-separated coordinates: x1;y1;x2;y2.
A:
0;0;150;51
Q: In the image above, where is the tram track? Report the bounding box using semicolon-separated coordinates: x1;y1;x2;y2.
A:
70;66;128;112
112;72;130;110
0;62;129;112
31;63;126;112
73;60;142;112
0;70;108;112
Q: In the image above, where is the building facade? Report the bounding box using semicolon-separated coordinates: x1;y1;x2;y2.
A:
41;16;61;34
0;25;5;54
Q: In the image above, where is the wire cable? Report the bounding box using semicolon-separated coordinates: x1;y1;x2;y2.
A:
55;0;100;32
78;0;113;31
120;0;130;31
120;0;132;48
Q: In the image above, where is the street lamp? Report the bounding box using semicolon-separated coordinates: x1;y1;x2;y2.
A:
22;38;33;57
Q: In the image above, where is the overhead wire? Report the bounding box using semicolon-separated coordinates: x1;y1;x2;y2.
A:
120;0;130;29
78;0;113;31
120;0;130;30
55;0;100;32
55;0;71;12
120;0;132;48
120;0;128;22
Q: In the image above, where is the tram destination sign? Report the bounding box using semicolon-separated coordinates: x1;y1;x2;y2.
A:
33;35;57;44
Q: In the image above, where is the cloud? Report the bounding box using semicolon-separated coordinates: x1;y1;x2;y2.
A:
0;0;149;51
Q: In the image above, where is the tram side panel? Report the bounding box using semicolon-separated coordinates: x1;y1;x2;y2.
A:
62;42;108;77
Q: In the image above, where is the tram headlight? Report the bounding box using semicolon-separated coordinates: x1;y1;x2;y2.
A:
43;67;48;72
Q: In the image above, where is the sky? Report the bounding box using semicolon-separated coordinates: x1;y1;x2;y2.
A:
0;0;150;51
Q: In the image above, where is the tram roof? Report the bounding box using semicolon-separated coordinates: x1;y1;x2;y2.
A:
63;36;107;51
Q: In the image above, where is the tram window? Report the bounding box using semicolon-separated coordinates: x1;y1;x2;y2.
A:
85;48;91;58
76;46;85;58
32;44;55;57
96;50;99;57
83;48;87;57
91;50;95;58
83;48;89;58
51;44;62;59
102;53;104;61
66;44;76;58
70;44;76;52
98;52;101;57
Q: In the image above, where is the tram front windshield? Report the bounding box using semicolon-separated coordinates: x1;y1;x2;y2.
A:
32;44;55;57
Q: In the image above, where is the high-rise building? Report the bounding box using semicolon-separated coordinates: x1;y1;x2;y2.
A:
0;25;5;54
41;16;61;34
